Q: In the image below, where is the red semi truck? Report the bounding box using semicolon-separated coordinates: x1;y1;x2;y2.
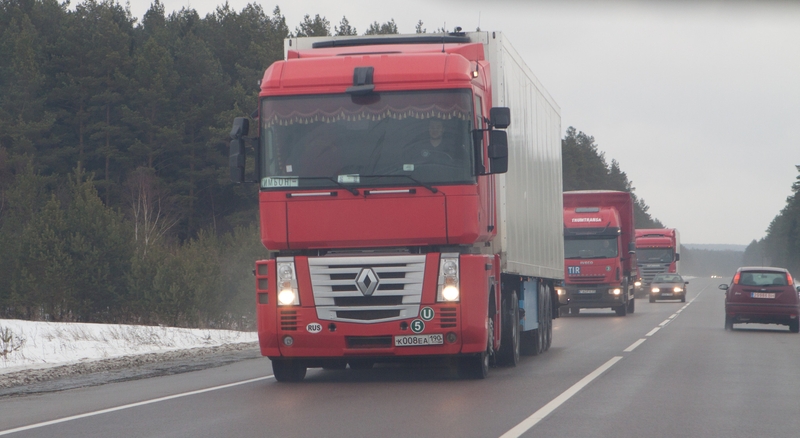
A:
634;228;680;290
561;190;637;316
229;31;564;381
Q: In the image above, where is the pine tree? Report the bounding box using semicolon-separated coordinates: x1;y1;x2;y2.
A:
365;19;399;35
335;16;357;36
295;14;330;37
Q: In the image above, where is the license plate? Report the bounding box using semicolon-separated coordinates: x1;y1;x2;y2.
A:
662;293;673;296
578;289;595;294
751;292;776;299
395;334;443;347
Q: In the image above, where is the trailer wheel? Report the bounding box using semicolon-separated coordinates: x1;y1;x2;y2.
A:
271;359;307;382
724;315;733;331
497;291;520;366
459;318;491;379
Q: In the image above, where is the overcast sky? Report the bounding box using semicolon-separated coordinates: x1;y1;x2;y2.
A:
122;0;800;245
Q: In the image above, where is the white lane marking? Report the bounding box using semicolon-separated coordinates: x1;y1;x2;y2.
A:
645;327;660;337
669;314;677;319
499;356;623;438
659;319;671;326
676;309;683;314
0;375;275;436
623;339;646;352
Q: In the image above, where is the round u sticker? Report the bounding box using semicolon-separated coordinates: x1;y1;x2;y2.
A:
420;307;435;321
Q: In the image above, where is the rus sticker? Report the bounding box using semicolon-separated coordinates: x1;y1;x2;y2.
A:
306;322;322;333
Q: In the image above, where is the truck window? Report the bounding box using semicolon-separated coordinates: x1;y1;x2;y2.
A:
637;248;674;263
564;237;619;259
259;89;476;190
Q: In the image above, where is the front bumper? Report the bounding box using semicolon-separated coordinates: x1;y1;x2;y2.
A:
562;285;626;309
260;304;476;361
651;291;685;300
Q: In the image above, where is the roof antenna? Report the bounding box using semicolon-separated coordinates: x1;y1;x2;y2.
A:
441;22;446;52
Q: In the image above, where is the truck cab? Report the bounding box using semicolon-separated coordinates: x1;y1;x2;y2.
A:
561;191;637;316
635;229;680;291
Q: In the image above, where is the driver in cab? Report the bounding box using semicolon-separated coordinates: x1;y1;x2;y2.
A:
405;118;460;166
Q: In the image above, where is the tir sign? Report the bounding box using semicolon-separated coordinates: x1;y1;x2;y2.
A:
568;266;581;275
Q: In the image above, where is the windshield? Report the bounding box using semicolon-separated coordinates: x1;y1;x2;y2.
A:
564;237;619;259
637;248;674;263
259;90;475;190
738;271;789;286
653;274;682;283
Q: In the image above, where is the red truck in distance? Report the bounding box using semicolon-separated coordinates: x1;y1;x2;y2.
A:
229;31;564;381
634;228;680;291
561;191;637;316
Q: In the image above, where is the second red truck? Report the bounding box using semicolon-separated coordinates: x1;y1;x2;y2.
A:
561;190;637;316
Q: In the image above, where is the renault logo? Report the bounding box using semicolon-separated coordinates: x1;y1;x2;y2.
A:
356;268;379;296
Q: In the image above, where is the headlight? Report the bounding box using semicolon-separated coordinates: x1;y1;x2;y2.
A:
610;288;622;295
556;287;566;296
276;260;299;306
673;287;683;293
437;254;460;302
651;287;660;293
634;281;642;287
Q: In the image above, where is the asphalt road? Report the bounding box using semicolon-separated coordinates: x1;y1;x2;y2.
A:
2;277;799;437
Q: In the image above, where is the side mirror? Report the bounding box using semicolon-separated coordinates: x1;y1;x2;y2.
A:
685;281;689;285
229;117;249;183
628;242;636;254
718;284;728;291
490;107;510;129
488;130;508;174
796;286;800;293
675;253;680;261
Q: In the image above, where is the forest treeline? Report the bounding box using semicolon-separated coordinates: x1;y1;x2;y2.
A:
742;170;800;274
2;0;663;327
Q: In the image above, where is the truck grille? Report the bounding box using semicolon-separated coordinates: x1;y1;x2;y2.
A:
438;307;458;328
345;335;393;349
309;255;425;323
280;310;299;331
639;265;669;284
569;275;606;284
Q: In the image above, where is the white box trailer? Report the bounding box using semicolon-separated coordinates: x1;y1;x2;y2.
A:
479;32;565;281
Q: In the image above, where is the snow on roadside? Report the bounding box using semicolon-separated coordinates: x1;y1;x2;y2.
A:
0;319;257;374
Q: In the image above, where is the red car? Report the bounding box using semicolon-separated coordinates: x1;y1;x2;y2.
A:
719;267;800;333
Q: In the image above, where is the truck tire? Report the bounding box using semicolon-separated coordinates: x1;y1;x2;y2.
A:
724;315;733;331
615;302;627;317
497;291;520;366
459;318;492;379
627;297;635;314
649;295;655;303
789;320;799;333
271;359;307;382
571;307;580;315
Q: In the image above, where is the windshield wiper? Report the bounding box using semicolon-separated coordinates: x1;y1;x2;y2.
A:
289;176;360;196
360;174;438;194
